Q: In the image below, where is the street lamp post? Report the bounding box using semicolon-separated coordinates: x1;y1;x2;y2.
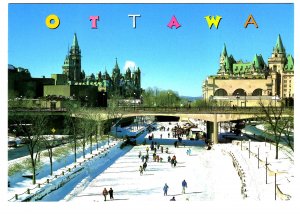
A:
85;96;88;107
248;139;251;159
265;157;268;184
140;95;143;107
133;92;136;110
275;173;277;200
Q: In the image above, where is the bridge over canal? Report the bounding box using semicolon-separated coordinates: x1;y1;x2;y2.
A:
10;107;292;144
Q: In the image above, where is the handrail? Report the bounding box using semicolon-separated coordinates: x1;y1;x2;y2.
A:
8;142;117;202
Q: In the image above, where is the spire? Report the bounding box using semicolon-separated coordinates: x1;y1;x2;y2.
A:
72;33;79;48
274;34;285;53
284;54;294;71
114;57;119;70
253;54;259;67
222;43;227;57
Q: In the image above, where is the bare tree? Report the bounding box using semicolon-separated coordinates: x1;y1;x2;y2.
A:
259;100;293;159
43;130;60;176
106;94;123;139
64;100;81;163
9;112;48;184
279;109;294;151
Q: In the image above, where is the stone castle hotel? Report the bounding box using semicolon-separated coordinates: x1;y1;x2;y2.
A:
8;34;142;107
202;35;294;107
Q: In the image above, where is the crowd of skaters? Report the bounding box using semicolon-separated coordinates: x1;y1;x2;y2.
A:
138;141;181;175
137;139;193;200
100;122;197;202
147;122;192;143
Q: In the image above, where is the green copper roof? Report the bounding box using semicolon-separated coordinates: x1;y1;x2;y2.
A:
274;34;285;53
253;54;265;69
72;33;79;48
222;43;227;57
284;54;294;71
233;62;252;74
224;56;230;70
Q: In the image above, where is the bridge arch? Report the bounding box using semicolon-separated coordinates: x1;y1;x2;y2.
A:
252;88;263;96
232;88;246;96
214;88;228;96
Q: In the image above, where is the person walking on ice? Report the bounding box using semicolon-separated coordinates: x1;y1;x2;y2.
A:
163;183;169;196
102;188;108;201
186;148;191;156
108;187;114;200
182;179;187;194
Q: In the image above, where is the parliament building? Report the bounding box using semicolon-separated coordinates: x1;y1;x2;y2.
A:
8;34;143;107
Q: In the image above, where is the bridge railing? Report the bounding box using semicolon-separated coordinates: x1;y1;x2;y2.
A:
95;106;293;114
8;106;293;115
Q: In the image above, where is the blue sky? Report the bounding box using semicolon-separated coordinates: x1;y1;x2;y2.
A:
8;3;294;97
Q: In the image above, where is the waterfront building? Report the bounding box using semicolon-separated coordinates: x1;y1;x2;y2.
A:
202;35;294;107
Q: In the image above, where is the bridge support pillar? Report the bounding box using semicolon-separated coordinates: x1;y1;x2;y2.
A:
206;114;218;144
213;113;218;144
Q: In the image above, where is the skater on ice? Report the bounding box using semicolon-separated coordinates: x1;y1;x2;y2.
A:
102;188;108;201
163;183;169;196
182;179;187;194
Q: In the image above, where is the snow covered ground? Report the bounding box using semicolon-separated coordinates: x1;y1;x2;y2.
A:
5;121;297;213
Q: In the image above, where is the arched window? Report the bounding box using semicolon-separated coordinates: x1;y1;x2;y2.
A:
252;88;263;96
233;89;246;96
214;89;228;96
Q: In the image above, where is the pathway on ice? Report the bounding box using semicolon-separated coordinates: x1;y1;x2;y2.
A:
69;145;243;202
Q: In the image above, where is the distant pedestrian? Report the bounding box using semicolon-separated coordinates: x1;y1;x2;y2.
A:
143;162;147;171
163;183;169;196
182;179;187;194
153;152;157;161
160;134;162;139
167;156;171;162
138;151;142;158
173;159;177;167
186;148;191;156
146;147;149;154
161;146;163;153
108;187;114;200
139;165;143;175
102;188;108;201
174;141;177;148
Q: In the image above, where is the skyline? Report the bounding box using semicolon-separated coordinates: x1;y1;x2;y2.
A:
8;3;294;97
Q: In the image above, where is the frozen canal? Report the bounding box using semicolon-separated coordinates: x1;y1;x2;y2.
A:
67;144;242;202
